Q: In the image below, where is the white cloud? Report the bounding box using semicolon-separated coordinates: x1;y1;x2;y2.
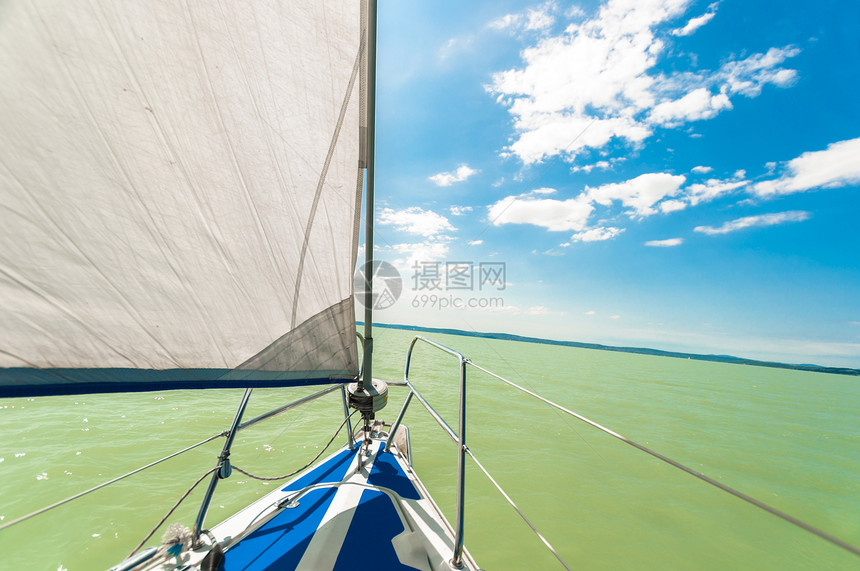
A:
488;188;594;231
694;210;810;235
671;5;717;37
505;108;652;165
489;14;521;31
429;164;479;186
645;238;683;246
483;161;769;244
649;87;732;126
655;173;747;213
565;5;586;18
569;226;624;242
484;153;821;242
586;172;686;217
377;207;455;237
585;310;596;315
488;0;800;164
685;176;747;205
526;305;551;315
718;47;800;97
439;36;475;62
486;172;686;239
490;1;558;33
449;205;473;216
525;4;556;31
659;199;687;213
386;241;451;270
610;314;621;320
534;247;566;256
468;239;483;246
571;159;613;173
752;137;860;196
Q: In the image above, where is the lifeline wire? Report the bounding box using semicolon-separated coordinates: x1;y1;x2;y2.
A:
463;319;605;462
465;446;572;571
0;387;342;533
468;361;860;558
0;432;226;532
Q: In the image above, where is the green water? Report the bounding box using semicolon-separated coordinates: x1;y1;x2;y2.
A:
1;327;858;570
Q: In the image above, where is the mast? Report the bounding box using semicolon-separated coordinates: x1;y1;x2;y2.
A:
363;0;378;388
346;0;387;442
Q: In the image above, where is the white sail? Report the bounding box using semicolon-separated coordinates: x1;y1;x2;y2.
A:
0;0;363;395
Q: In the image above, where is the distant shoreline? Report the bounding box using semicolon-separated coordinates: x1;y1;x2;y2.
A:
360;322;860;377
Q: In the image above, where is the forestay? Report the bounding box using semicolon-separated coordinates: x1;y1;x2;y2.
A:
0;0;364;396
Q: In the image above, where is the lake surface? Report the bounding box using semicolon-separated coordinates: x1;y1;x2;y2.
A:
1;327;858;570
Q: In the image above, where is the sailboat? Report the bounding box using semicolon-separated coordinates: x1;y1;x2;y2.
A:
0;0;488;569
3;1;860;569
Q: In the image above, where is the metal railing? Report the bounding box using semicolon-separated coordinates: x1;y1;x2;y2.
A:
386;335;469;568
190;383;353;546
386;335;571;570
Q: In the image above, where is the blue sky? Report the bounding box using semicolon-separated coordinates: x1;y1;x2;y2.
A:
363;0;860;368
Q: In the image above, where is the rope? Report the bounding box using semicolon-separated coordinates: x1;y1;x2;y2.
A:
468;361;860;559
233;411;357;482
127;467;218;558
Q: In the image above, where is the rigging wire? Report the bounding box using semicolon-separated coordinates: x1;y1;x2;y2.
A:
467;361;860;559
469;118;597;244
